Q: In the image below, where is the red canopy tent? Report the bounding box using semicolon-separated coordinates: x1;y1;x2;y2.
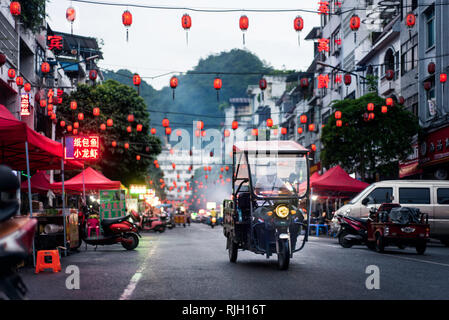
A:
311;165;369;194
298;171;321;194
20;171;51;194
51;167;121;193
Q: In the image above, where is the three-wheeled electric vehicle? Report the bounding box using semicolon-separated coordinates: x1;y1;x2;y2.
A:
223;141;310;270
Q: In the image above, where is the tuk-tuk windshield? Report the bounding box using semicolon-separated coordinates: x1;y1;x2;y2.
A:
247;153;308;199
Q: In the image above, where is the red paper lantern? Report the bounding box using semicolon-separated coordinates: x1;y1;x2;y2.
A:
172;163;176;169
294;16;304;31
225;166;229;171
367;103;375;111
93;107;100;116
150;128;156;135
201;130;206;137
423;81;432;91
266;118;273;127
24;83;31;92
107;119;113;127
406;13;416;28
335;111;342;119
224;129;230;137
122;10;132;41
16;76;23;87
232;120;238;130
41;62;50;74
386;98;394;106
73;122;79;129
0;53;6;67
336;120;342;127
47;104;53;112
399;96;405;104
145;147;150;152
67;125;73;132
440;74;448;83
344;74;352;86
368;112;375;120
133;74;141;86
162;118;169;127
77;113;84;121
297;127;303;134
70;101;77;110
311;144;317;152
127;114;134;123
136;155;141;161
197;120;204;130
170;76;178;89
381;106;388;113
259;78;267;91
136;124;143;132
251;128;258;136
182;14;192;29
281;127;287;135
89;70;97;81
165;127;172;135
349;15;360;31
40;100;47;108
100;123;106;131
60;121;66;127
50;113;56;120
239;15;249;31
300;78;309;88
124;143;129;149
127;126;132;133
214;78;222;90
112;141;117;147
385;69;394;80
428;62;436;74
308;123;315;132
8;68;15;79
300;115;307;124
73;129;78;135
66;6;76;22
10;2;21;16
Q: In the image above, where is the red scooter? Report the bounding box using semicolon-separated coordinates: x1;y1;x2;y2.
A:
336;213;374;249
139;213;166;233
78;207;141;250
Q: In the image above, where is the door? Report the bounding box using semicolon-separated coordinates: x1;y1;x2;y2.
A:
434;187;449;237
360;187;394;218
398;187;434;233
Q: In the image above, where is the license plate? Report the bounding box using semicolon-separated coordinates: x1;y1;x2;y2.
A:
401;227;415;233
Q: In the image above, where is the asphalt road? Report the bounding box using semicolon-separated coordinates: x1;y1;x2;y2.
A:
20;223;449;300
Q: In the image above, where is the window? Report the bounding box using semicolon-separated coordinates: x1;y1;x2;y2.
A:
405;94;418;117
366;187;393;204
402;0;418;19
437;188;449;204
401;35;418;75
399;188;430;204
35;45;45;75
425;7;435;49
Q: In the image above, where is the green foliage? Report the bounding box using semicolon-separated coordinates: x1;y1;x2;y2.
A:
55;80;163;189
365;74;379;93
18;0;47;33
320;92;419;180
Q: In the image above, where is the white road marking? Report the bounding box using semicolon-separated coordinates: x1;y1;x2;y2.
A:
119;239;158;300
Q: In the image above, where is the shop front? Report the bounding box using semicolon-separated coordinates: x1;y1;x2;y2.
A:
419;125;449;180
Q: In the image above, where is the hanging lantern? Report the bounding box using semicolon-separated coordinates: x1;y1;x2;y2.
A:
78;113;84;121
367;103;375;111
100;123;106;131
40;99;47;108
308;123;315;132
423;81;432;91
127;114;134;123
73;122;79;129
8;68;16;79
162;118;169;127
24;83;31;92
349;14;360;43
67;125;73;132
232;120;238;130
266;118;273;127
0;53;6;67
41;62;50;74
336;120;342;127
175;129;182;136
297;127;303;134
251;128;258;136
89;70;97;81
239;15;249;45
16;76;23;87
150;128;156;135
368;112;375;120
172;163;176;169
136;124;143;132
224;129;230;137
181;14;192;45
136;155;142;161
210;151;214;157
214;77;222;101
259;78;267;101
70;101;77;110
225;166;229;171
381;106;388;113
363;113;369;122
440;74;448;83
399;96;405;104
106;119;113;127
406;13;416;28
300;115;307;124
73;129;78;135
165;127;172;135
60;120;66;128
281;127;287;135
50;113;56;120
385;69;394;81
9;2;21;16
66;6;76;34
127;126;132;133
133;74;141;86
293;16;304;46
145;146;150;152
311;144;317;152
335;111;342;119
47;104;53;112
170;76;178;100
300;78;309;88
93;107;100;116
124;143;129;149
197;120;204;130
34;91;41;102
201;130;206;137
428;62;436;74
112;141;117;147
386;98;394;106
122;10;133;41
344;74;352;86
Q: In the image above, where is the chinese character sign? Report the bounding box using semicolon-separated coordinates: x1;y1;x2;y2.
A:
318;38;330;53
318;1;330;15
317;74;330;89
65;136;100;160
47;35;63;51
20;93;30;116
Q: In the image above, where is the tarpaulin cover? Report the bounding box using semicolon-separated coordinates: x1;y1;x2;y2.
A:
312;165;369;193
51;167;120;192
20;171;52;194
0;105;83;170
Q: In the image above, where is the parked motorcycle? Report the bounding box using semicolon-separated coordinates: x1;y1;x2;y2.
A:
0;165;37;300
336;213;374;249
140;214;166;233
78;207;141;250
160;213;174;229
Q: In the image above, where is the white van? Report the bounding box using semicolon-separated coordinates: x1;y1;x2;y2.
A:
335;180;449;246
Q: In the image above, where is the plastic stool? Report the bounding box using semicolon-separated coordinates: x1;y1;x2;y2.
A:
35;250;61;274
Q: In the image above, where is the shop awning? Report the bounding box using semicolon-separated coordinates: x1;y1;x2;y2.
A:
0;104;83;170
51;167;121;192
312;165;369;194
20;171;51;194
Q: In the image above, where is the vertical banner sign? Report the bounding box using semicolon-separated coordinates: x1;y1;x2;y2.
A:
20;93;30;116
65;135;100;160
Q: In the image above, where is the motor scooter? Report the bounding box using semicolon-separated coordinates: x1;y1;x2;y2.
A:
210;216;217;229
336;213;374;249
159;213;174;229
141;215;166;233
78;208;141;250
0;165;37;300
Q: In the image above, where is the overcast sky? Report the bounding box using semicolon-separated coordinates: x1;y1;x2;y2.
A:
47;0;320;90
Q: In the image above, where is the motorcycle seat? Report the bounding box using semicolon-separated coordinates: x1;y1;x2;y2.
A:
101;215;130;226
347;216;368;224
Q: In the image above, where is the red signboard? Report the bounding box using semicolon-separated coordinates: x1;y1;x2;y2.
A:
20;93;30;116
47;35;63;51
65;136;100;160
399;142;421;178
419;125;449;167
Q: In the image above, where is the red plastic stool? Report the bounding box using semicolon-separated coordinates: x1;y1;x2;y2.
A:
35;250;61;274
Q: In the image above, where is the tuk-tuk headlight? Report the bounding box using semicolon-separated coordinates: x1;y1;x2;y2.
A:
275;205;289;219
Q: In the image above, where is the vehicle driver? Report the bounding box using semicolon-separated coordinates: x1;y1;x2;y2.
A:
254;163;289;195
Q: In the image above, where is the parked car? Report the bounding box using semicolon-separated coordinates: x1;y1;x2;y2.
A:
334;180;449;246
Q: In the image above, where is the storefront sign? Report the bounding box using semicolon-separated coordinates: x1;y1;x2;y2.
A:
399;141;421;178
100;189;126;219
129;184;147;194
47;35;63;51
20;93;30;116
65;135;100;160
420;126;449;167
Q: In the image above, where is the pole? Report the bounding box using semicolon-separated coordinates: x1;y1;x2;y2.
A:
25;142;35;266
82;167;86;204
306;188;313;241
61;136;67;257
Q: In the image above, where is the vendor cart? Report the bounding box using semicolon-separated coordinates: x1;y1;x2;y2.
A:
174;214;186;227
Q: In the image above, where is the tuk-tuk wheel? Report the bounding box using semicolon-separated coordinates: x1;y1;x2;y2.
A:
375;233;385;253
416;241;426;255
228;237;238;263
277;239;290;270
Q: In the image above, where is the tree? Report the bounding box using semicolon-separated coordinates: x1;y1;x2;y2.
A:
18;0;47;33
56;80;163;188
320;93;420;181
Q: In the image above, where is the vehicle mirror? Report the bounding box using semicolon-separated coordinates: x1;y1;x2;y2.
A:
362;197;369;206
